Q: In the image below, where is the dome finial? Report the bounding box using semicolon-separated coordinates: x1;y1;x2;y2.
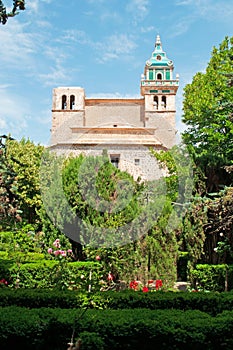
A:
156;35;161;45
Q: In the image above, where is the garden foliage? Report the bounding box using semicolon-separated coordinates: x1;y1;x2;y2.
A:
1;305;233;349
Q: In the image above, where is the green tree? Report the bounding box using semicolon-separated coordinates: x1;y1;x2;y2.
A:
203;187;233;265
39;150;187;287
61;153;145;254
182;36;233;192
150;145;194;284
0;135;21;229
39;150;73;255
6;137;44;224
0;0;25;24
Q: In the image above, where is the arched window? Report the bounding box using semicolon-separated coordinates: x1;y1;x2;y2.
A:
161;96;166;109
70;95;75;110
153;96;158;110
149;69;153;80
157;73;162;80
62;95;67;110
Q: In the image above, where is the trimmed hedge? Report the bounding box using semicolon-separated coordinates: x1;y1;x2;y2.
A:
189;264;233;292
189;264;227;291
1;289;233;316
0;259;102;291
1;306;233;349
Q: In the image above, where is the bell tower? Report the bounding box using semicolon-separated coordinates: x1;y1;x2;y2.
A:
141;35;179;130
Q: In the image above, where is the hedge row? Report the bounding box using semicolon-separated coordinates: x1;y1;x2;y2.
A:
1;289;233;316
1;254;233;292
0;259;102;291
1;306;233;349
189;264;233;292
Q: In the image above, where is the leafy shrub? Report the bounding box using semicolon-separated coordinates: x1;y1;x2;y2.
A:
0;259;102;291
78;331;105;350
1;306;233;349
189;264;228;291
1;289;233;316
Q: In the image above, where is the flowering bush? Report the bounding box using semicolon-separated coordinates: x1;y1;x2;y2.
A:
129;280;139;291
155;279;163;290
47;239;73;259
0;278;8;288
46;239;76;290
107;272;114;282
129;279;163;291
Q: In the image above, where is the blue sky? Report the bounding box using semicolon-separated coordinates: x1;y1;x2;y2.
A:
0;0;232;145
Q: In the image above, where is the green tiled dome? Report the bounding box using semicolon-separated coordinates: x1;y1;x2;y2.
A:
146;35;173;67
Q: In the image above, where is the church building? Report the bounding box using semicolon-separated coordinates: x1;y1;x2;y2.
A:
50;35;179;181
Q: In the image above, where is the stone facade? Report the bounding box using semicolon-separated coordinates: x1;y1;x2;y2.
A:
50;36;179;181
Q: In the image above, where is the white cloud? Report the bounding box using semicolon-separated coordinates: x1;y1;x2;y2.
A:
35;108;51;125
141;26;156;33
175;0;233;22
27;0;54;13
99;11;120;22
95;34;137;63
87;0;105;3
0;118;7;129
43;46;67;63
0;21;37;68
56;30;137;64
38;64;70;87
169;17;194;37
0;87;30;137
171;0;233;39
126;0;149;23
107;34;137;54
56;30;90;46
175;0;194;5
27;0;40;13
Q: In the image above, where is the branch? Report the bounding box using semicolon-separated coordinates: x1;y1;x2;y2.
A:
0;0;25;25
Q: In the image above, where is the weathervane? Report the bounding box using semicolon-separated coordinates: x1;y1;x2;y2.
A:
0;0;25;25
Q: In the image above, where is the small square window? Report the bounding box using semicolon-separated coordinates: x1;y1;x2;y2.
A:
110;155;120;168
135;159;140;166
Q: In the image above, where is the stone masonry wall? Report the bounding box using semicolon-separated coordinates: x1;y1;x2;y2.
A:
52;144;165;182
85;104;145;127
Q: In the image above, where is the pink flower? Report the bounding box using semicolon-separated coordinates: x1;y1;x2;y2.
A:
54;250;61;256
67;249;73;254
107;273;114;281
47;248;53;254
61;250;66;257
53;239;61;248
96;255;101;261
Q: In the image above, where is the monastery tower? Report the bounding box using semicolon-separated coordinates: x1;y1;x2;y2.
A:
50;36;179;181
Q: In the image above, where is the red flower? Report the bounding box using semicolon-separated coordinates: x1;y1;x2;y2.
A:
148;279;154;284
155;279;163;290
0;279;8;285
107;273;114;281
142;286;149;292
129;280;139;290
95;255;101;261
